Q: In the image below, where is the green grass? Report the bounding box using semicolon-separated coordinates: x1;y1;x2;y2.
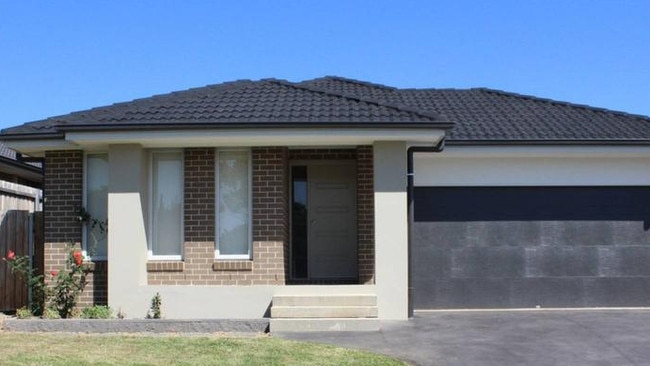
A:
0;332;406;366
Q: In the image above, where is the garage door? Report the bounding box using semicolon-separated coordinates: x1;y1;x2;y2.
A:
412;186;650;309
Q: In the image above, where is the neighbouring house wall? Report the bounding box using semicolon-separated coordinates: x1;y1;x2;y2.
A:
0;181;40;216
44;150;107;307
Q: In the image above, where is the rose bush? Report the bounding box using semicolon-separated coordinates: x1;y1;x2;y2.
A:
4;245;90;318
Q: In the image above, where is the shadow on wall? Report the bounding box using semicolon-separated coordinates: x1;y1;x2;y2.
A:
415;186;650;230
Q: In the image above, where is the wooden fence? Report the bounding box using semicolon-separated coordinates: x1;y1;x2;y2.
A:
0;208;43;312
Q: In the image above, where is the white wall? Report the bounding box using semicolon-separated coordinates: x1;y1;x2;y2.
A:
373;141;409;320
415;146;650;187
107;144;149;317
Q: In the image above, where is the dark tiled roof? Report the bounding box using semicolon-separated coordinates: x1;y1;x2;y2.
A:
1;79;446;136
300;77;650;143
0;142;18;160
0;141;42;170
3;76;650;143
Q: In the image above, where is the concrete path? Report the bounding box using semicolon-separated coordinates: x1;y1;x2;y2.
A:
275;310;650;366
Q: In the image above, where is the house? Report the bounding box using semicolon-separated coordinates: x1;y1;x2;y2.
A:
0;142;43;311
2;76;650;329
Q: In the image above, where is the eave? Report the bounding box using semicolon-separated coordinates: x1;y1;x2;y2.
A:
1;126;449;156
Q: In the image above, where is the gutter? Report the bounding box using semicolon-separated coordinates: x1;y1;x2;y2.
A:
407;138;445;318
447;139;650;146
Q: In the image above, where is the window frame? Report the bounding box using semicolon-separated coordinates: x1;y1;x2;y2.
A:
82;152;109;261
148;149;185;261
215;148;253;260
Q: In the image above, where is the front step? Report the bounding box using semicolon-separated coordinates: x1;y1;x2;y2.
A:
270;318;380;332
273;294;377;307
271;305;378;318
269;294;379;332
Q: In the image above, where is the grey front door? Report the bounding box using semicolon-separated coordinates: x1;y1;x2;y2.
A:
308;163;357;279
291;162;358;280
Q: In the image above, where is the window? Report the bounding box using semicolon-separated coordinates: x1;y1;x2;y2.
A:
216;149;251;259
149;151;183;259
84;153;108;259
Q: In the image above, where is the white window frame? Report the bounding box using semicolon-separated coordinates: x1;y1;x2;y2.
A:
215;148;252;260
82;152;108;261
148;149;184;261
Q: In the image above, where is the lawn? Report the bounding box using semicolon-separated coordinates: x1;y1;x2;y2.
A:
0;332;406;366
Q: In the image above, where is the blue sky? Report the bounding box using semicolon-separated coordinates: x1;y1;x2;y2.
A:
1;1;648;128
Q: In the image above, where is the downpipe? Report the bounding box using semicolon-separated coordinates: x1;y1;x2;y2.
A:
407;138;445;317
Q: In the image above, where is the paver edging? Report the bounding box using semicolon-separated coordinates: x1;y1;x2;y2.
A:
2;318;269;333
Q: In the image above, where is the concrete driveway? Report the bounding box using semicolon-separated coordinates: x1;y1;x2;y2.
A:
275;310;650;366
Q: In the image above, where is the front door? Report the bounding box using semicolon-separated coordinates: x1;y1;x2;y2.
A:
291;162;358;281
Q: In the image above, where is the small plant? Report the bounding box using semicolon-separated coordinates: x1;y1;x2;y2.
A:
81;305;113;319
15;307;32;319
42;307;60;319
147;293;162;319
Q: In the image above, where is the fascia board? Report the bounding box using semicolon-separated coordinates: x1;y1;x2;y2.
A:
65;128;446;148
2;139;78;157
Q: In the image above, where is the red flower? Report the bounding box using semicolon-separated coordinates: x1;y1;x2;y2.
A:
73;250;83;266
6;250;15;261
51;270;58;277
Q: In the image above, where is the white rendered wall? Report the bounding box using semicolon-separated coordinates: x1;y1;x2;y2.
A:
373;141;409;320
107;144;149;317
415;146;650;187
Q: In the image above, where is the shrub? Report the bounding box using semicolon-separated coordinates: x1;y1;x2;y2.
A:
15;307;32;319
3;250;45;315
81;305;113;319
48;245;91;318
4;245;91;319
147;293;162;319
42;307;60;319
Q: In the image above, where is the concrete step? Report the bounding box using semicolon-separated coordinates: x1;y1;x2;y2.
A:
271;305;378;319
270;318;380;332
272;294;377;307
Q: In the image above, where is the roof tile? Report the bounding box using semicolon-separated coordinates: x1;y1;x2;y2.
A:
2;76;649;143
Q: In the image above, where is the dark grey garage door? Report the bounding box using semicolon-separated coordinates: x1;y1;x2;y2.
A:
412;186;650;309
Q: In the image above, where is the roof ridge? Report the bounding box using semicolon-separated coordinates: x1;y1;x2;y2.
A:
474;87;650;121
272;79;444;122
316;75;397;91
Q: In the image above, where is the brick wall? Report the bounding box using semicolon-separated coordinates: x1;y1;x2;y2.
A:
147;147;289;285
184;148;215;242
356;146;375;284
45;146;373;295
44;150;107;307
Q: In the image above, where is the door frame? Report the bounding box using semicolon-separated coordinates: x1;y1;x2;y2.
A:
289;159;358;283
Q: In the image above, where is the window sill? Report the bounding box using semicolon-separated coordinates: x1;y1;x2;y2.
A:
147;261;184;272
212;260;253;272
83;260;107;273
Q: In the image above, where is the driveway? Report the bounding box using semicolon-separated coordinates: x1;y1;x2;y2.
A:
275;310;650;366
